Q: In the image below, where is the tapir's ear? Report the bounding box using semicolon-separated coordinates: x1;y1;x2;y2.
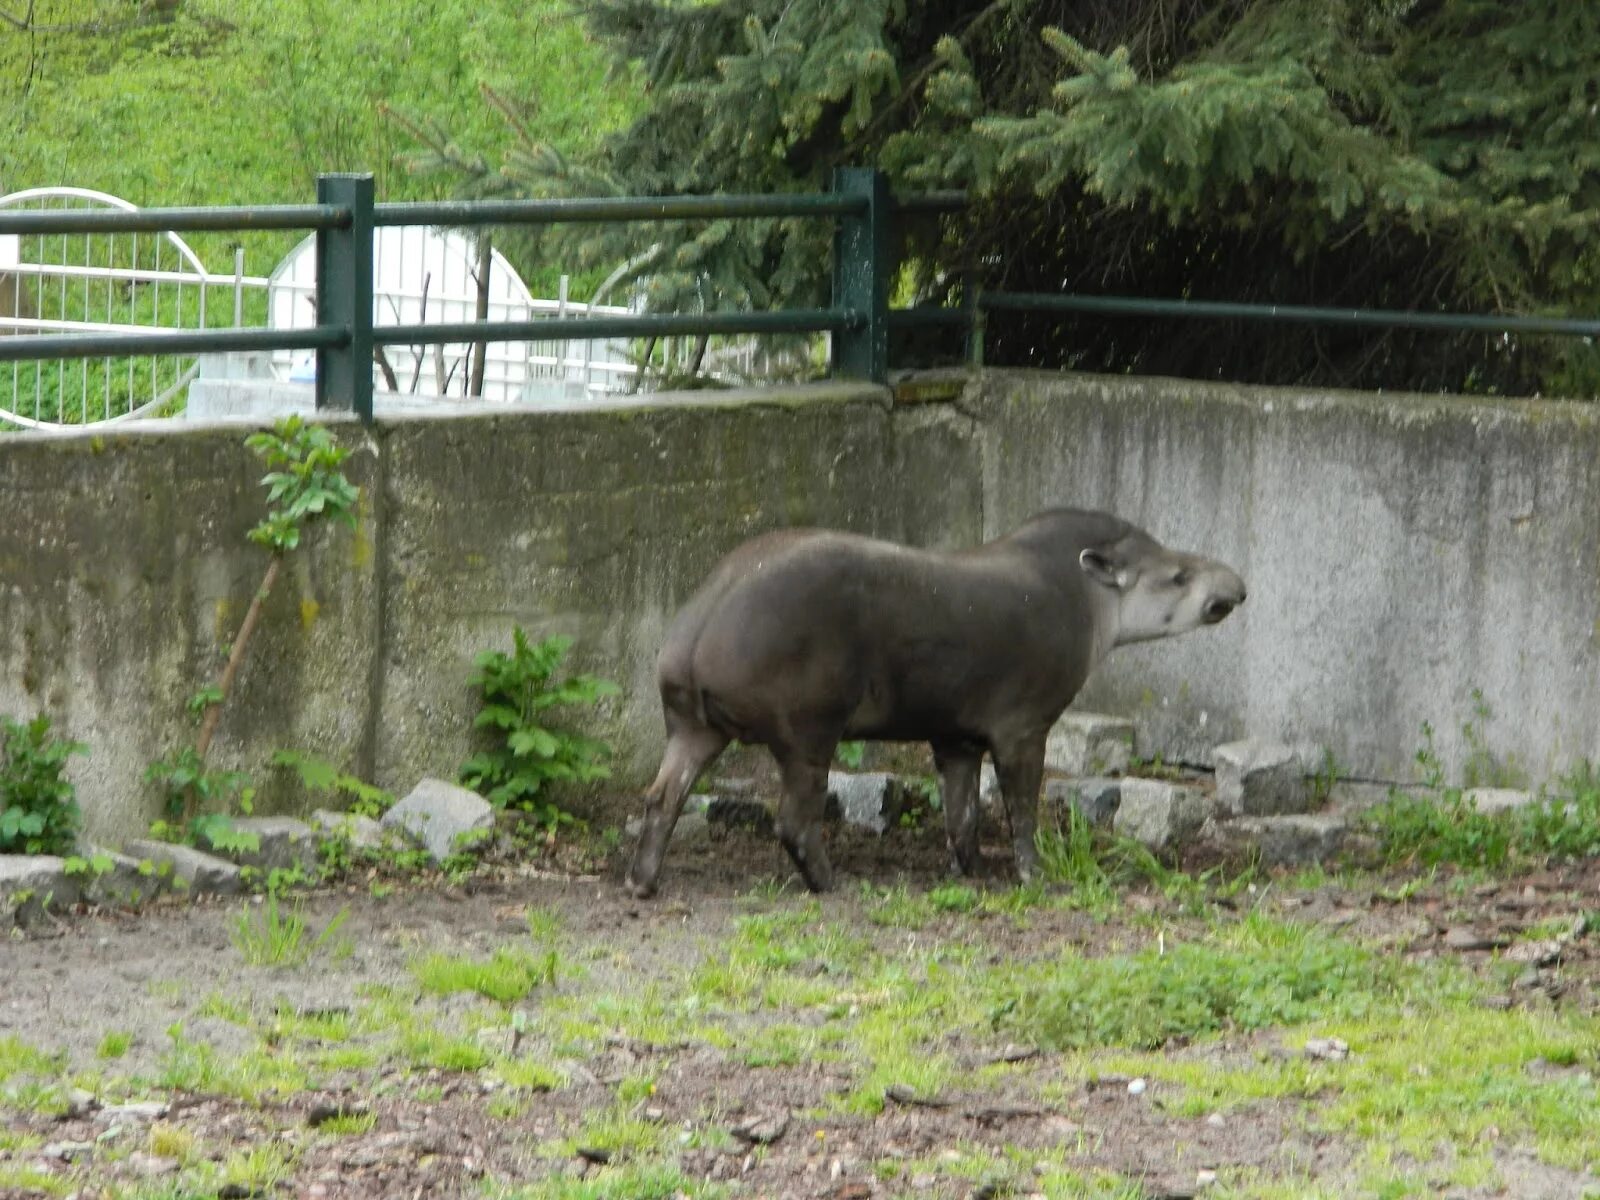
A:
1079;547;1126;589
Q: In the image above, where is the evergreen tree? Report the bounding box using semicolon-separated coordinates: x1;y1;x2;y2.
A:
412;0;1600;396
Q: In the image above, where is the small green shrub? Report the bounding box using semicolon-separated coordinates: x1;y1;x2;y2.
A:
145;747;260;856
835;741;866;769
460;627;619;826
0;715;88;856
1369;764;1600;870
271;749;394;818
1366;788;1512;870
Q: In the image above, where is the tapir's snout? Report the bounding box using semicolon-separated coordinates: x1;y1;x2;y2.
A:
1202;572;1247;625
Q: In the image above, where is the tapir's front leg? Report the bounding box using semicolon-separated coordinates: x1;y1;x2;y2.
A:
933;743;982;877
991;732;1047;883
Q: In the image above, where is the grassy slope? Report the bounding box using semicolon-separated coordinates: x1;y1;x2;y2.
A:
0;0;636;288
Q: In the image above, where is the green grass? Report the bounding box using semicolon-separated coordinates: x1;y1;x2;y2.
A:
0;0;637;292
231;897;352;967
0;1164;71;1197
95;1029;134;1060
489;1162;726;1199
554;1103;670;1163
1008;912;1429;1051
394;1026;491;1073
412;946;558;1004
1366;769;1600;870
0;1034;62;1081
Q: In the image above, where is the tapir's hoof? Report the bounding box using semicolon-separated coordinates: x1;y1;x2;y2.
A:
625;874;658;900
800;864;836;894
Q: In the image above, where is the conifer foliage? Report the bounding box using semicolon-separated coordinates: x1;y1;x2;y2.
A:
421;0;1600;396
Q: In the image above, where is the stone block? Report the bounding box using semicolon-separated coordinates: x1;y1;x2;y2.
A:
1043;778;1121;829
225;817;318;873
1214;740;1309;816
0;854;80;919
1111;780;1212;852
77;848;166;908
1464;787;1537;815
704;795;775;836
826;772;906;834
1045;713;1135;776
121;839;242;896
310;809;387;852
381;778;495;863
1207;814;1349;866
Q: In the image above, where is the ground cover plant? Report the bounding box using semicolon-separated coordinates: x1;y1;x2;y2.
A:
3;810;1598;1200
0;714;86;856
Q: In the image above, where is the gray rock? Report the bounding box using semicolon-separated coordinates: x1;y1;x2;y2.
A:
1045;713;1135;776
381;778;495;863
1207;814;1349;866
1464;787;1537;815
826;772;906;834
978;762;1001;814
310;809;386;852
222;817;318;873
1111;780;1212;852
1214;740;1309;816
704;795;775;836
41;1140;95;1162
0;854;81;918
75;848;166;908
1043;777;1121;829
101;1099;170;1121
624;809;709;842
121;839;243;896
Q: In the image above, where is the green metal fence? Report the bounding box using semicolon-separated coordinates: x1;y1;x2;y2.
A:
3;166;1594;424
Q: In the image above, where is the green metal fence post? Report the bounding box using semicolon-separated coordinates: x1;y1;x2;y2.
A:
315;173;374;422
831;167;890;382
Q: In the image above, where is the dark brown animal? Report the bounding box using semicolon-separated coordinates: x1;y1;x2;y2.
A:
627;508;1246;896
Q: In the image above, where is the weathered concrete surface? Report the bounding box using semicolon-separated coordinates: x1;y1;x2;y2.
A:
3;371;1597;840
0;417;380;846
974;370;1600;783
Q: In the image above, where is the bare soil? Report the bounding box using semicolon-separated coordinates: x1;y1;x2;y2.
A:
4;817;1599;1200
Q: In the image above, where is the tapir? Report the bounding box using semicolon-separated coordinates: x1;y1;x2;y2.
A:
626;508;1247;897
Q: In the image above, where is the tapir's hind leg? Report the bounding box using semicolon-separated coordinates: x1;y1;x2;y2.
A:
626;717;728;899
773;744;836;893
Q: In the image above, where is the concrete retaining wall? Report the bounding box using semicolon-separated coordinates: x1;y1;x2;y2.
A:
974;372;1600;784
2;371;1595;841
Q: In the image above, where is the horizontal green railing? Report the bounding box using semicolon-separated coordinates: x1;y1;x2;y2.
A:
2;167;1591;425
978;292;1600;338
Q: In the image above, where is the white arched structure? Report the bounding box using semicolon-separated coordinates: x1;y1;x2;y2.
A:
266;225;638;402
0;186;232;430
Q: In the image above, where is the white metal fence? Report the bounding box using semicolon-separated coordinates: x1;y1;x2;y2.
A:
0;187;243;430
2;186;824;428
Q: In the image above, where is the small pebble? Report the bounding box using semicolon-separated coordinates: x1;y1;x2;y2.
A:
1304;1037;1350;1061
1127;1078;1147;1095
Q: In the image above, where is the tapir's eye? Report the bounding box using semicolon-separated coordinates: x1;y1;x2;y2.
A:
1172;569;1191;588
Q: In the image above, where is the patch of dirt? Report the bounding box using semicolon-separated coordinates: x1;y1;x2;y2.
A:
4;821;1599;1198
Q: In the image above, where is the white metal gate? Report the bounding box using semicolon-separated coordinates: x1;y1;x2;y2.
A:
0;186;249;430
